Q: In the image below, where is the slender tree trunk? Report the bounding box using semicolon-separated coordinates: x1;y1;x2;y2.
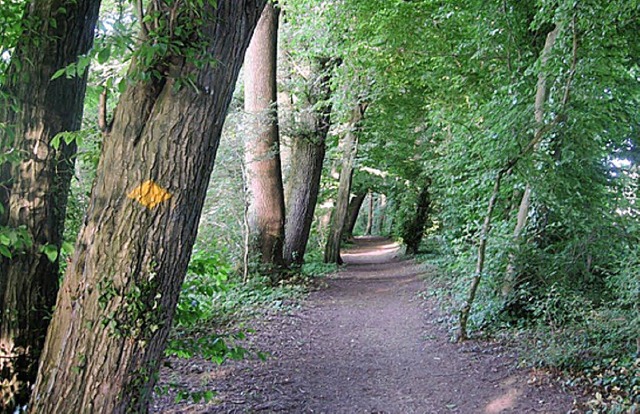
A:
244;2;286;272
374;193;387;235
341;191;366;242
283;57;335;266
0;0;100;408
459;170;505;341
502;185;532;295
403;179;432;255
502;26;559;297
458;21;575;339
324;102;367;264
365;191;373;235
29;2;266;412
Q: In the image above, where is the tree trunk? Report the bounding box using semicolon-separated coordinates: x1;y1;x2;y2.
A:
0;0;100;408
374;193;387;235
456;24;575;336
459;170;505;341
29;2;266;412
365;191;373;235
502;185;532;295
502;26;559;298
324;102;367;264
341;191;366;242
403;180;432;255
457;23;572;337
244;2;286;273
283;57;335;266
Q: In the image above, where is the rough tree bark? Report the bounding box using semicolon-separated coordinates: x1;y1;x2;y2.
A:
0;0;100;408
244;2;286;271
324;102;367;264
283;57;335;266
403;179;432;255
341;191;366;242
28;2;266;412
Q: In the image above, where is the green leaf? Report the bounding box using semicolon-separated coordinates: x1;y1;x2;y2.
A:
61;240;75;255
0;234;10;245
50;135;61;150
203;390;215;402
41;244;59;262
118;78;127;94
65;63;76;78
51;68;66;80
97;46;111;64
0;245;12;258
20;229;33;248
76;55;91;75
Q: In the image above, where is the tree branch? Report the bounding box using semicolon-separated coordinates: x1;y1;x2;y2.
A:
561;15;578;108
135;0;150;40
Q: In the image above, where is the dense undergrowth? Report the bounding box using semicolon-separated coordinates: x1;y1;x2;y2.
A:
417;237;639;413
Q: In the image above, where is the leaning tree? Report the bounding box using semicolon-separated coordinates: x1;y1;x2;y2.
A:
29;1;267;412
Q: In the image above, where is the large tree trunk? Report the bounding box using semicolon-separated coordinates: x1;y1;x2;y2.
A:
502;26;560;298
324;102;367;264
341;191;366;242
403;179;432;255
0;0;100;408
283;57;335;266
244;2;286;272
29;2;266;412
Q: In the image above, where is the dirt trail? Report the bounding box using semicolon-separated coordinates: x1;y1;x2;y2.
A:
154;237;575;413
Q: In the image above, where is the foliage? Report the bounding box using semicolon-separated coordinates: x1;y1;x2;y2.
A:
334;0;640;408
165;331;252;364
0;223;31;258
0;0;25;75
168;248;307;354
173;251;233;328
571;357;640;412
2;0;637;408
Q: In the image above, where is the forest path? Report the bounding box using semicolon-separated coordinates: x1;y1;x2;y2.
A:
154;237;575;413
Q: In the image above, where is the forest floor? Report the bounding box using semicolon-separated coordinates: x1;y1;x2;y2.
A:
153;236;578;413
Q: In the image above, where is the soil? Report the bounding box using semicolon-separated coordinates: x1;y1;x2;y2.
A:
153;237;576;413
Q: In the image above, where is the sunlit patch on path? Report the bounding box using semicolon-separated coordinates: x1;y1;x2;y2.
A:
341;236;402;264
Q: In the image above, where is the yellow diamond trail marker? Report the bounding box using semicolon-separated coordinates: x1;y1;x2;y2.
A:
127;180;172;209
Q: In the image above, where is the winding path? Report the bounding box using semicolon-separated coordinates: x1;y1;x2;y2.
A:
154;237;575;413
